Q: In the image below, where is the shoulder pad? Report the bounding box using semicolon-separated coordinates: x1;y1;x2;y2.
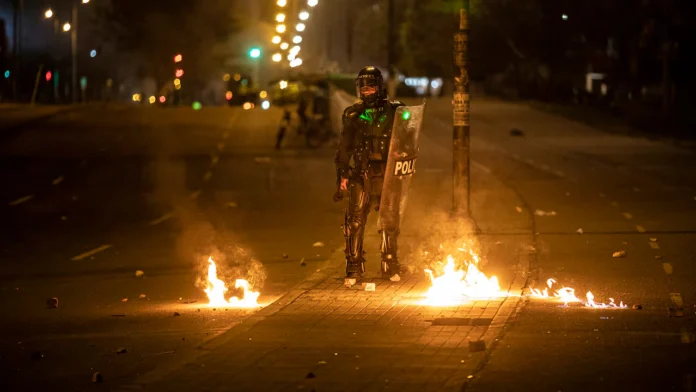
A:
390;100;405;107
343;102;364;119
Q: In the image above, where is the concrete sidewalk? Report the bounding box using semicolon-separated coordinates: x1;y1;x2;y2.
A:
118;111;537;391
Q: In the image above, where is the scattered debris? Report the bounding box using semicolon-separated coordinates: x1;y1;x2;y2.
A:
509;128;524;137
116;348;127;354
344;278;357;288
669;308;684;318
254;157;272;163
649;238;658;242
576;228;584;234
515;206;523;213
282;254;289;259
139;294;147;299
680;331;695;344
632;304;643;310
305;372;316;379
318;361;327;365
173;312;181;317
534;209;557;217
183;300;197;304
612;250;627;258
46;297;59;308
313;241;325;248
226;202;238;208
92;372;103;383
300;258;307;267
362;283;376;291
655;255;663;259
469;340;486;352
390;274;401;282
31;351;44;361
525;245;537;254
135;270;144;278
121;298;128;302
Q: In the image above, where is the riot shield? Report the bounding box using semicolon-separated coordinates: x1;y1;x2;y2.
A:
379;103;425;230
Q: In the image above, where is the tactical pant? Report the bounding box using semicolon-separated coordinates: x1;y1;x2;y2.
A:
343;172;400;277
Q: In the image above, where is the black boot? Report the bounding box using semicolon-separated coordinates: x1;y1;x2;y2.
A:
381;258;401;279
346;257;365;278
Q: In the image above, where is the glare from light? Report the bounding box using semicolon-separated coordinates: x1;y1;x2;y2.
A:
562;14;568;20
175;84;181;90
261;101;271;110
287;53;296;61
44;9;53;18
272;35;281;44
308;0;318;6
82;0;90;3
279;80;288;89
299;11;309;20
89;49;97;58
277;0;287;6
249;48;261;59
148;96;156;104
276;13;285;23
226;91;233;100
296;23;305;32
259;91;268;99
276;24;286;33
175;69;184;78
174;78;181;86
132;93;141;102
192;101;202;110
223;73;230;81
280;42;289;50
243;102;252;110
290;45;301;54
272;53;282;62
62;23;71;32
289;58;303;68
293;35;302;44
174;54;182;63
234;74;241;81
159;96;166;103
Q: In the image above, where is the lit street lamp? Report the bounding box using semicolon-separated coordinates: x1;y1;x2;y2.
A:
62;22;71;32
308;0;318;7
293;35;302;44
299;11;309;20
296;23;305;32
45;9;53;18
276;24;286;33
277;0;287;6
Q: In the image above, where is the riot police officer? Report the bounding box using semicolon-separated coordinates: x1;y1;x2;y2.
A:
335;66;404;280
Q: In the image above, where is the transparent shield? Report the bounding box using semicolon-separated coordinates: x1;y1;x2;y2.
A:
379;103;425;230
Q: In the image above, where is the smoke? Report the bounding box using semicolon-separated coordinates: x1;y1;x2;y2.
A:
150;127;266;294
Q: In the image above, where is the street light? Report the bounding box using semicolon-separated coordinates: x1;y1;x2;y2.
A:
277;0;287;6
62;22;71;32
272;53;282;62
272;35;281;44
299;11;309;20
45;9;53;18
276;24;286;33
308;0;318;6
249;48;261;59
293;35;302;44
90;49;97;58
296;23;305;32
280;42;289;50
289;58;303;68
82;0;90;3
276;13;285;22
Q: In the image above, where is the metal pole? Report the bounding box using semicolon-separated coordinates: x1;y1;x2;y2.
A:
71;1;78;104
452;4;470;218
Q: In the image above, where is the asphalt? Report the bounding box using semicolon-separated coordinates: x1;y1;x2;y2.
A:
1;98;695;391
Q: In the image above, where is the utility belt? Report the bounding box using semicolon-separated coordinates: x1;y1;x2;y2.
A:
353;160;386;196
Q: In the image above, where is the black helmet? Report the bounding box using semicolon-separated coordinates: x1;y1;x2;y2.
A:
355;66;384;104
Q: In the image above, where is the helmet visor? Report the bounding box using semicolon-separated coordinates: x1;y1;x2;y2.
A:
355;77;380;99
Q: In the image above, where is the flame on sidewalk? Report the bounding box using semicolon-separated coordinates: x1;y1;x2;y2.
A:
422;243;505;306
204;257;260;308
529;278;627;308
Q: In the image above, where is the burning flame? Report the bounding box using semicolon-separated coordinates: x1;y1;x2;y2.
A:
423;244;505;306
529;278;626;308
204;257;260;308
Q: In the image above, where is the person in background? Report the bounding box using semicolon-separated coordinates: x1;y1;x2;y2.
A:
275;108;292;149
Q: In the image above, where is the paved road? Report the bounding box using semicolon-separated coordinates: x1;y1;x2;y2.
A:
0;105;342;390
2;98;695;391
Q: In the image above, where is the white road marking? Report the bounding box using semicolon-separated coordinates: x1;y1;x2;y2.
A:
203;171;213;181
622;213;633;220
662;263;673;275
636;225;646;233
649;241;660;250
189;190;201;200
472;161;492;174
52;176;64;185
149;212;174;226
8;195;34;206
71;245;113;261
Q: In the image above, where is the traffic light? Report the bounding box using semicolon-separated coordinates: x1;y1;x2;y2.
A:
175;69;184;78
45;71;52;82
174;54;182;63
3;70;9;79
249;48;261;59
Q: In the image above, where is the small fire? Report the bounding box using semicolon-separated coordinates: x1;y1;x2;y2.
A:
204;257;260;308
529;278;627;308
423;244;505;306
